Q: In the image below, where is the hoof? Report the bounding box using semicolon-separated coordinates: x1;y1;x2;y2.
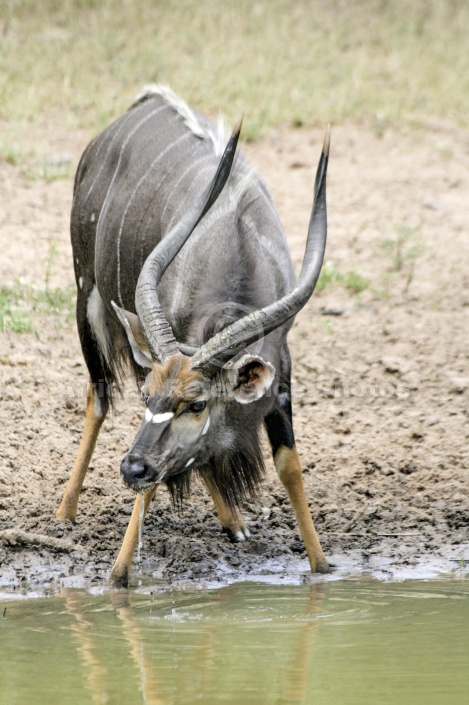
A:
55;508;77;523
315;558;332;574
223;525;251;543
109;567;129;589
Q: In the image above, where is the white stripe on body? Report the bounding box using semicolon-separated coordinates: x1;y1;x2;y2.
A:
168;194;229;321
164;161;216;232
159;155;212;226
115;131;192;305
242;212;295;289
94;104;170;284
80;99;154;206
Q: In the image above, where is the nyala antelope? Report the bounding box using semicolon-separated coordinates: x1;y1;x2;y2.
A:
57;85;330;587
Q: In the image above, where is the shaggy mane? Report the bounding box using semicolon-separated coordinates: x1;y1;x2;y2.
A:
132;83;230;156
165;423;265;509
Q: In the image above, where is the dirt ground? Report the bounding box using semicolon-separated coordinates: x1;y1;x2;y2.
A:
0;120;468;594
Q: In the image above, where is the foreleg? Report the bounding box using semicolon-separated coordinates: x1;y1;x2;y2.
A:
109;487;158;588
265;403;329;573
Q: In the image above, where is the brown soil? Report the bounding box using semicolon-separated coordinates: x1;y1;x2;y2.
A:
0;122;468;594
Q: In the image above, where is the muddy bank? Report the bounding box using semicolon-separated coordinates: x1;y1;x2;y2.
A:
0;123;468;595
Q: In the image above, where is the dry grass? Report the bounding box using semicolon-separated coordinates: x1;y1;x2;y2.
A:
1;0;469;153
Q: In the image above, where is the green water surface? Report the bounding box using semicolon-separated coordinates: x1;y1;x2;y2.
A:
0;579;467;705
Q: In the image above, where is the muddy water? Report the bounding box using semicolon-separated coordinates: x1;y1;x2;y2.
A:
0;580;467;705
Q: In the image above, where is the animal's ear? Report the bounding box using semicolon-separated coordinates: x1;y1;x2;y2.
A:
111;301;153;368
226;354;275;404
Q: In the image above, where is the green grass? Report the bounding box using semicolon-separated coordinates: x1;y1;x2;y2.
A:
21;162;74;182
316;261;339;292
316;222;423;298
341;269;371;295
0;283;34;333
0;280;75;334
0;139;73;180
316;261;371;295
1;0;469;155
376;222;424;295
311;318;334;335
0;239;75;335
378;223;424;274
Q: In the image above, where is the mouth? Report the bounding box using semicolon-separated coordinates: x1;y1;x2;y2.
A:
124;480;158;493
122;470;166;493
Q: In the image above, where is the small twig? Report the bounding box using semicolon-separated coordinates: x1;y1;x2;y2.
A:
342;509;366;533
0;529;87;554
403;258;415;295
329;531;421;536
407;506;434;522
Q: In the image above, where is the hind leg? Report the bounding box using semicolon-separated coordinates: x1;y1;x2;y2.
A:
56;380;107;521
57;286;112;522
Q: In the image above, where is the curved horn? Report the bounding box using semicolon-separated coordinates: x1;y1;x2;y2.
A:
298;125;330;284
189;128;329;377
135;120;242;361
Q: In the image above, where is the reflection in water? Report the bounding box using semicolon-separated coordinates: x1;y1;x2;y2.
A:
65;588;166;704
282;589;320;704
63;584;326;705
64;591;108;705
112;592;165;705
0;580;468;705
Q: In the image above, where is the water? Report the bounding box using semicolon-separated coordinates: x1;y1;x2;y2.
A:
0;579;467;705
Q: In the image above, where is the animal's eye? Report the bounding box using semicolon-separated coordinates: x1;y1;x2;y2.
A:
188;400;206;414
142;393;149;405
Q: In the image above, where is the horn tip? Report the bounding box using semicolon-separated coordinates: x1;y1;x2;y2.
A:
232;115;244;138
323;124;331;157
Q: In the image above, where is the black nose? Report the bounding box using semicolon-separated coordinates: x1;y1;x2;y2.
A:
121;453;156;489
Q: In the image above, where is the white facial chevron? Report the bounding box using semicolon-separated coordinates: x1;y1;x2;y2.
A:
144;408;174;424
152;412;174;424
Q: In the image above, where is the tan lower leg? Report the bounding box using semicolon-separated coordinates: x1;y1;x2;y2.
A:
56;382;106;522
203;476;250;541
109;486;158;588
274;445;329;573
